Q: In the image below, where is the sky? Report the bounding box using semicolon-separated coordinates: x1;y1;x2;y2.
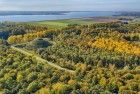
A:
0;0;140;11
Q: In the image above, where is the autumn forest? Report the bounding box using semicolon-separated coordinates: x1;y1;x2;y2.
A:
0;16;140;94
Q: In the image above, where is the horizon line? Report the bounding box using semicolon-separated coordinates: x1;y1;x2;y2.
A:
0;10;140;12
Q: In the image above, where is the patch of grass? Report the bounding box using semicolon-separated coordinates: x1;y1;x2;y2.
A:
28;17;119;29
35;21;68;27
49;19;96;25
28;18;96;28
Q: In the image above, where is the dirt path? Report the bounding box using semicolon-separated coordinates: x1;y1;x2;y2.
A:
11;46;75;74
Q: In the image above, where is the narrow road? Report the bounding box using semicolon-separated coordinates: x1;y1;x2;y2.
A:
11;46;75;74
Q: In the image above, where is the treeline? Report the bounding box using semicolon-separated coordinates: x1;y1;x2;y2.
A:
8;31;45;44
0;22;48;39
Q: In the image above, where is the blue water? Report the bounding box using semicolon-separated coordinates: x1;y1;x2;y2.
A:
0;11;118;22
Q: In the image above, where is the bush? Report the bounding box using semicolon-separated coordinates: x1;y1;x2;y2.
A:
52;83;72;94
27;81;39;93
123;73;134;80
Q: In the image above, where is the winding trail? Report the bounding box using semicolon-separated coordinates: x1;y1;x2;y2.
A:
11;45;75;74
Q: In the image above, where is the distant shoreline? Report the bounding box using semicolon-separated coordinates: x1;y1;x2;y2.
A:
0;11;139;22
0;11;139;16
0;11;118;22
0;11;69;16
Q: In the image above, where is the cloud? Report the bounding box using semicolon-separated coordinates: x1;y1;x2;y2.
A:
0;0;140;11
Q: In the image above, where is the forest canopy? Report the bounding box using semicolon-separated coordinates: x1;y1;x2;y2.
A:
0;21;140;94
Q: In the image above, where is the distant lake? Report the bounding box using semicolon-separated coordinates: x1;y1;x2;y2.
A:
0;11;119;22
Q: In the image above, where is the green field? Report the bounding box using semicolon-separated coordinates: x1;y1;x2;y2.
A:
29;18;96;28
28;17;118;28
